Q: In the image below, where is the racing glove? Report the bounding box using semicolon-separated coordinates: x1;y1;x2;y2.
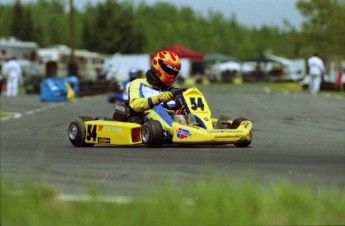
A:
151;91;174;105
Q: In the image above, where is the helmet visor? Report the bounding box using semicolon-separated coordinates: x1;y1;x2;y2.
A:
158;59;180;77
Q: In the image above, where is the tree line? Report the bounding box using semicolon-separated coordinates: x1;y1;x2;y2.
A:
0;0;344;61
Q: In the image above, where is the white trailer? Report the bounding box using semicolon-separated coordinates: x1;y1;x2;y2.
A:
38;45;108;80
0;37;38;61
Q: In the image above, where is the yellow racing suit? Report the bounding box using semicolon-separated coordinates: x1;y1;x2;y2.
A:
129;78;177;134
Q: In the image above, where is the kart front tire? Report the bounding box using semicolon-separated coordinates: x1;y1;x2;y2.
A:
142;120;164;148
231;118;252;147
68;116;95;147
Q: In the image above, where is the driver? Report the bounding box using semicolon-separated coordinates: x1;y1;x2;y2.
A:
129;50;181;134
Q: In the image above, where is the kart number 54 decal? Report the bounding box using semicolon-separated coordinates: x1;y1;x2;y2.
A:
189;97;205;111
86;125;97;141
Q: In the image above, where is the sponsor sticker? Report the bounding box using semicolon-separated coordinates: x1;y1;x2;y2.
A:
115;105;126;112
100;126;123;132
98;137;110;143
142;85;160;97
176;128;192;139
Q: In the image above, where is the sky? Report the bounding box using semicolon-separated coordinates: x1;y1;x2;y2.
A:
79;0;305;29
2;0;305;29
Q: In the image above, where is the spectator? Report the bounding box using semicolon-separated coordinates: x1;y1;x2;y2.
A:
0;69;4;95
307;52;325;95
0;50;8;61
0;50;8;94
0;50;7;95
1;57;22;97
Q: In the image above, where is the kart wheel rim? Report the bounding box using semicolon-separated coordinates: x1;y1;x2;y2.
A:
68;124;78;140
142;127;149;143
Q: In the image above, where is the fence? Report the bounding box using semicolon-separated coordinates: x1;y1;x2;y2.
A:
78;80;110;97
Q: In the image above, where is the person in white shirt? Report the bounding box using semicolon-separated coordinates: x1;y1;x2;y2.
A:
307;52;325;95
1;57;22;97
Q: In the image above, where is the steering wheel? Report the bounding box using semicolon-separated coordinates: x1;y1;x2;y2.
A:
163;87;189;110
170;87;189;96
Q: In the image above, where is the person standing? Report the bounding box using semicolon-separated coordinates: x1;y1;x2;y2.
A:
0;71;4;95
0;50;8;95
307;52;325;95
0;50;8;61
1;57;22;97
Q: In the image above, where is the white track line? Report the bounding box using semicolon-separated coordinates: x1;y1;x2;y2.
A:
1;102;65;121
0;112;23;121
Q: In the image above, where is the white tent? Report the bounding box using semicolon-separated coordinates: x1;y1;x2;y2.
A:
104;53;151;81
266;54;305;81
103;53;192;81
212;61;254;72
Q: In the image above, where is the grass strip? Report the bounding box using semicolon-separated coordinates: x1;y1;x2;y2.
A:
1;179;344;225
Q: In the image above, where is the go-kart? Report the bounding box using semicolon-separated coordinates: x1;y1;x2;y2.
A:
68;87;253;148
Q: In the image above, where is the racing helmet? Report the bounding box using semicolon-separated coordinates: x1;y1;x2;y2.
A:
129;68;140;81
151;51;181;86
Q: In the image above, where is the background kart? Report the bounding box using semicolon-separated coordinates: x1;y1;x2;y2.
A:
68;87;253;148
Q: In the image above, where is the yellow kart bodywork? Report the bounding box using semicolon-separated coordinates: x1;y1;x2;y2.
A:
84;120;142;145
171;120;252;144
68;116;142;147
169;87;252;145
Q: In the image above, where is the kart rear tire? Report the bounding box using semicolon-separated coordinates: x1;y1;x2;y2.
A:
142;120;164;148
231;118;252;147
68;116;95;147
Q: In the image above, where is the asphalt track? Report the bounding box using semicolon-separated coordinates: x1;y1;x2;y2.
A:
1;85;344;196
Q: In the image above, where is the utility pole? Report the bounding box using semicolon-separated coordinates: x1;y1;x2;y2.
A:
68;0;78;78
69;0;75;60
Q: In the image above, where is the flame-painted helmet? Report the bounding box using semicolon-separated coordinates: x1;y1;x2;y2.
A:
151;51;181;86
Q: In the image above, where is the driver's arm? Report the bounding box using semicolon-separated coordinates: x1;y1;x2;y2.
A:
129;79;173;112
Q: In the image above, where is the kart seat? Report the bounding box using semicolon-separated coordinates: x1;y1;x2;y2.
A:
214;114;231;129
112;101;143;124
